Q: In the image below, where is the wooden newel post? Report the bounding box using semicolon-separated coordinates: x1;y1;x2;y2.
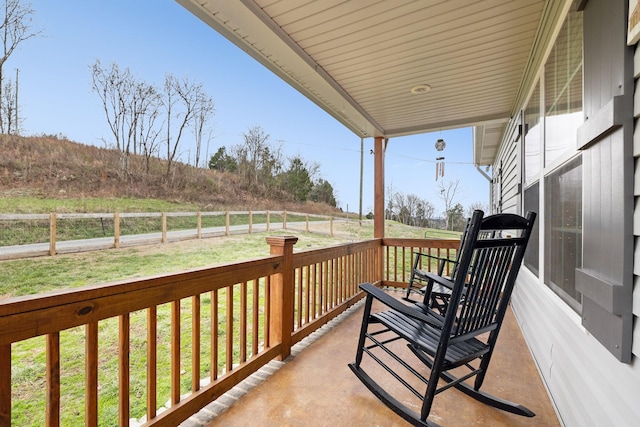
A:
266;235;298;361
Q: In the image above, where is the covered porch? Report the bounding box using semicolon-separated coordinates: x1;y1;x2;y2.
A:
0;0;599;425
0;236;558;426
189;293;559;427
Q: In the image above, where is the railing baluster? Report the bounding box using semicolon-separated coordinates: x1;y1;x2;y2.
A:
211;290;218;381
336;256;340;305
0;344;9;425
310;264;316;320
85;322;98;427
192;295;201;392
252;280;259;356
304;265;310;324
331;258;340;306
296;269;303;329
171;300;180;405
0;344;11;426
264;276;270;349
147;306;157;420
46;332;60;427
322;261;333;310
318;261;324;314
240;282;247;363
226;285;234;372
338;255;349;299
119;314;130;426
385;245;389;281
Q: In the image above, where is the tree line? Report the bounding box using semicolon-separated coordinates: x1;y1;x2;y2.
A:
385;180;487;232
208;126;336;206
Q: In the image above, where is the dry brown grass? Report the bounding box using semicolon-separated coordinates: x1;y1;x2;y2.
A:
0;134;341;215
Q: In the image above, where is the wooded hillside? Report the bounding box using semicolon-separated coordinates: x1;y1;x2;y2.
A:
0;134;342;215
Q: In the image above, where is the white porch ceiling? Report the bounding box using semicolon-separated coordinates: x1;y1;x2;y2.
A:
177;0;551;166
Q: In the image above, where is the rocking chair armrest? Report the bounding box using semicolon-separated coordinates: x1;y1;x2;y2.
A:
416;271;455;291
358;283;443;327
414;251;456;265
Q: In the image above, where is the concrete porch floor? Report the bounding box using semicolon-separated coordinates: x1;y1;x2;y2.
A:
183;290;560;427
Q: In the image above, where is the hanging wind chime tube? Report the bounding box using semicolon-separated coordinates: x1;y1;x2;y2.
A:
435;137;446;180
435;157;445;179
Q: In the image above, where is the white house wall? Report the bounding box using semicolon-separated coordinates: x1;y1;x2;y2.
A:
502;2;640;424
512;270;640;426
492;128;520;214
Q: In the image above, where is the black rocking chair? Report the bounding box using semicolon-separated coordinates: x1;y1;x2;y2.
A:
404;219;471;313
349;210;537;427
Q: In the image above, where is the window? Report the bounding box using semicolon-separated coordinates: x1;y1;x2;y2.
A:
524;83;541;184
523;82;541;277
544;156;582;312
540;4;583;312
544;4;583;167
518;4;584;309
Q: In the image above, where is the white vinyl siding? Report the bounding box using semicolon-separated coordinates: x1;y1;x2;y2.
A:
512;270;640;426
492;122;520;214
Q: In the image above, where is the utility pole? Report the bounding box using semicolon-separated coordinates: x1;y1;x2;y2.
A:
15;68;19;135
359;137;363;221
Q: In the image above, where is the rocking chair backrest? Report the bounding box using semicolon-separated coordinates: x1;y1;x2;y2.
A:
443;210;536;340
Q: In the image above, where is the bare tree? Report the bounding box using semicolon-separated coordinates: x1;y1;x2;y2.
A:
437;179;464;230
92;60;168;175
1;75;16;133
416;199;436;227
133;81;162;173
385;182;396;220
91;60;133;152
163;74;200;177
405;194;421;226
0;0;40;133
467;201;489;217
234;125;282;191
192;87;214;168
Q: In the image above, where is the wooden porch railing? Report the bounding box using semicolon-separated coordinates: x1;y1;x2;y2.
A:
0;236;458;426
381;238;461;288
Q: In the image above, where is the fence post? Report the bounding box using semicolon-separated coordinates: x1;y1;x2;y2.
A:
225;211;230;236
282;211;287;230
114;212;120;249
267;211;270;232
330;217;334;237
49;213;56;256
162;213;167;244
266;235;298;361
197;212;202;239
305;215;309;233
249;210;253;234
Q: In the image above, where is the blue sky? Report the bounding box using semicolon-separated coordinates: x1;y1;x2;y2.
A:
10;0;489;215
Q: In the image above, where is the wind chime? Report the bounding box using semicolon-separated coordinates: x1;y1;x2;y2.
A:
435;138;446;180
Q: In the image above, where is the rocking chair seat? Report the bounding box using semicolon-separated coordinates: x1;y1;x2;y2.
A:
375;307;489;369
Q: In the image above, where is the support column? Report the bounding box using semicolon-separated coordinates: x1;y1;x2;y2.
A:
266;235;298;360
373;136;385;238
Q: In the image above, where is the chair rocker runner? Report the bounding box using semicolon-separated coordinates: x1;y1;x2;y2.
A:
349;210;537;427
